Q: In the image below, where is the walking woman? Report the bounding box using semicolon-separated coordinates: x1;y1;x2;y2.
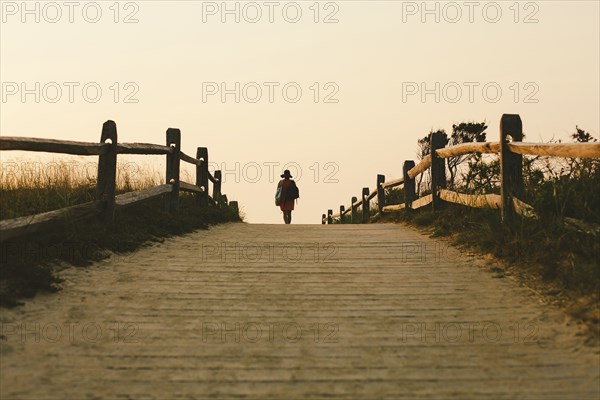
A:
277;170;297;224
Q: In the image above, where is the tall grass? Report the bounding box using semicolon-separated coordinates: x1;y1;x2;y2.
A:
0;159;164;220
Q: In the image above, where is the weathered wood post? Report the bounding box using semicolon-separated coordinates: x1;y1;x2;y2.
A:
97;120;118;228
196;147;209;206
165;128;181;213
430;131;447;211
213;170;222;203
403;160;416;210
377;174;385;213
322;213;326;224
327;209;333;224
351;196;358;223
500;114;523;221
362;187;370;223
221;194;228;208
340;205;345;224
229;200;239;215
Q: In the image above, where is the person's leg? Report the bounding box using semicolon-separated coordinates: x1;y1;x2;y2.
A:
288;211;292;224
282;211;287;224
284;211;291;224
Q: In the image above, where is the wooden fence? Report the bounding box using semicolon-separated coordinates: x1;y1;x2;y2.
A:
322;114;600;224
0;120;238;241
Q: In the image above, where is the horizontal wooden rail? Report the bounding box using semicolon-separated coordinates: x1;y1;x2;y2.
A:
407;155;432;179
366;189;377;202
439;189;502;209
180;151;200;165
180;181;204;193
507;142;600;158
382;204;405;212
0;201;101;241
411;194;433;210
436;142;500;158
115;184;173;207
0;136;109;156
381;177;404;189
117;143;172;155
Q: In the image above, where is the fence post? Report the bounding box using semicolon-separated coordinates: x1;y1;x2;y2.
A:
165;128;181;213
322;213;326;224
377;174;385;213
229;200;239;215
430;131;447;211
221;194;228;208
327;209;333;224
500;114;523;221
196;147;209;206
97;120;117;228
351;196;358;223
403;160;416;210
340;205;345;224
213;170;222;203
362;187;370;223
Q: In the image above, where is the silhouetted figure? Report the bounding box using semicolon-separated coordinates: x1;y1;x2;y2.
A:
276;170;298;224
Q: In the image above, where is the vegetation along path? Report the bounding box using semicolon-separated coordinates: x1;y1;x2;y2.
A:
1;223;598;399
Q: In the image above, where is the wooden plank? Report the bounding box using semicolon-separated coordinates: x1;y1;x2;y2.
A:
436;142;500;158
507;142;600;158
381;203;405;212
180;181;204;193
439;189;502;209
115;184;173;207
0;136;108;155
0;201;100;241
342;204;352;215
180;151;200;165
411;194;433;210
407;155;432;179
117;143;172;155
382;177;404;189
366;189;377;201
208;172;216;184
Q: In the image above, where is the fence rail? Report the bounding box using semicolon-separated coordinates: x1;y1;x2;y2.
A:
323;114;600;224
0;120;237;241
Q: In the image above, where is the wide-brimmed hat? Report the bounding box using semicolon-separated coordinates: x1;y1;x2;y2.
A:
280;170;293;178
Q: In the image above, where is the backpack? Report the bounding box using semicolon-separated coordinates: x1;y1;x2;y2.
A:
275;184;283;206
286;181;300;202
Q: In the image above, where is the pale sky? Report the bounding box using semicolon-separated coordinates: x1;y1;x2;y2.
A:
1;0;599;223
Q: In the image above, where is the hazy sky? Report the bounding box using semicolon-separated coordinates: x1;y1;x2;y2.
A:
1;0;599;223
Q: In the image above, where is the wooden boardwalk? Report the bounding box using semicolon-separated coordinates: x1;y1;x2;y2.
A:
1;223;598;399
